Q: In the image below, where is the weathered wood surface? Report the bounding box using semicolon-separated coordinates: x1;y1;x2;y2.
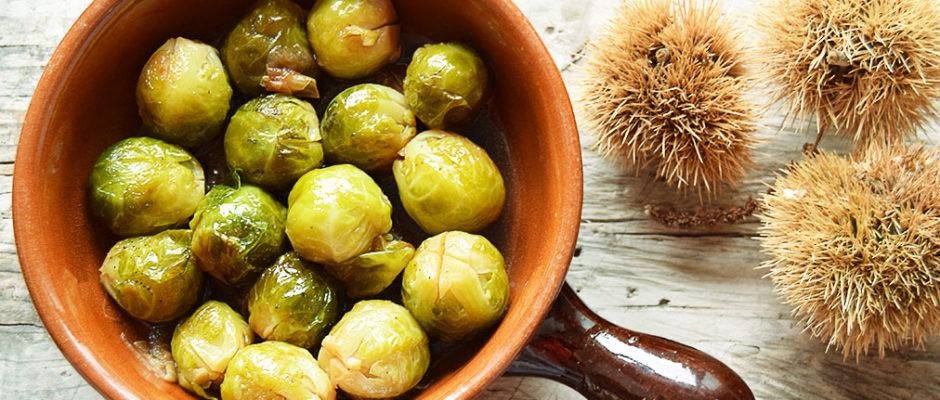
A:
3;0;940;399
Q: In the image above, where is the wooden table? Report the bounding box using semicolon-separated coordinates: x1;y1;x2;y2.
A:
3;0;940;398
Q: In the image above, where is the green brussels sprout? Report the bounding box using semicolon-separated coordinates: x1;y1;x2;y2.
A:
247;252;344;348
324;234;414;299
318;300;429;399
320;83;417;171
137;37;233;148
392;130;505;234
190;184;288;286
222;0;319;98
307;0;401;79
88;137;205;237
224;94;324;191
402;231;509;342
403;42;488;129
221;341;335;400
172;300;254;399
286;164;392;264
99;230;203;323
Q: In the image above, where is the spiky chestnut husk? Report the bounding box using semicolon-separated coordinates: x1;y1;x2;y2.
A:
760;145;940;360
579;0;758;197
757;0;940;147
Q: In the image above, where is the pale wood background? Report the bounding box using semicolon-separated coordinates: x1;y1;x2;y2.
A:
3;0;940;399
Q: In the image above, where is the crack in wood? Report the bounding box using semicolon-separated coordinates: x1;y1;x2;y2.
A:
0;322;43;328
610;231;759;238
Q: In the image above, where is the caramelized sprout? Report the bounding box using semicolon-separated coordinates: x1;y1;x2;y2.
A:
88;137;205;237
392;130;505;234
220;341;335;400
172;301;253;399
99;229;203;323
320;83;417;171
221;0;319;97
286;164;392;264
224;94;324;191
402;231;509;342
190;184;288;287
247;252;344;348
318;300;429;398
403;42;488;129
306;0;401;79
137;37;232;148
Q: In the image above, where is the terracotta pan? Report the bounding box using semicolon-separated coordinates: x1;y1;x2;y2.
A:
13;0;755;398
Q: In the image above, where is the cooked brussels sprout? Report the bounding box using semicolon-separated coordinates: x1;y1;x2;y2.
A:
402;231;509;342
221;341;335;400
224;94;324;191
320;83;417;171
392;130;505;234
247;252;343;348
137;37;232;148
318;300;429;398
324;234;414;299
190;184;288;286
307;0;401;79
88;137;205;237
286;164;392;264
403;42;488;129
222;0;319;98
172;300;253;399
99;229;203;323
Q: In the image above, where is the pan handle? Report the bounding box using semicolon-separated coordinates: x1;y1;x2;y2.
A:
505;283;754;400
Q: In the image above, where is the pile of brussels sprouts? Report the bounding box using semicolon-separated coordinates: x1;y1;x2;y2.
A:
87;0;511;398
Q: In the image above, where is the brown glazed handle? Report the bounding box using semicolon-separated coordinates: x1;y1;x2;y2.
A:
506;283;754;400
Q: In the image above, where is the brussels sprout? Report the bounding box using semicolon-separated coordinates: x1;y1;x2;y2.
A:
318;300;429;399
401;231;509;342
403;42;488;129
190;184;288;286
320;84;417;171
222;0;319;98
224;94;324;191
392;130;505;234
88;137;205;237
137;37;232;148
247;252;343;348
307;0;401;79
286;164;392;264
221;341;335;400
172;300;253;399
99;230;203;323
324;234;414;299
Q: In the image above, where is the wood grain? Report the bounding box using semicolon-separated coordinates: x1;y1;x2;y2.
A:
3;0;940;399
